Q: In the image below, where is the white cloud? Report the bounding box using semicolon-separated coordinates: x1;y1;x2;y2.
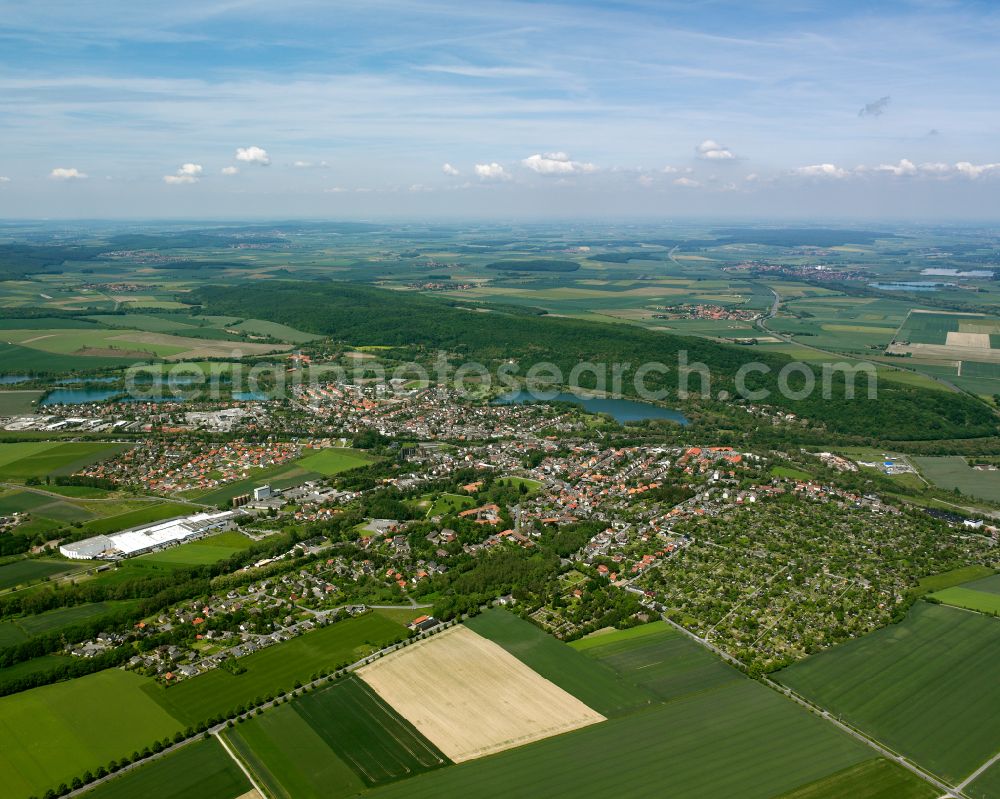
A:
221;166;239;175
49;167;87;180
793;163;848;178
955;161;1000;179
323;187;348;193
474;162;510;180
918;162;951;175
637;175;654;187
697;140;735;160
875;158;917;176
163;163;203;184
522;152;596;175
674;177;700;187
293;160;330;169
0;176;10;183
661;165;679;174
442;162;460;176
235;146;270;165
409;183;432;192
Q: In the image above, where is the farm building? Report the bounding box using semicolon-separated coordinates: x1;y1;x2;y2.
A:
59;510;236;560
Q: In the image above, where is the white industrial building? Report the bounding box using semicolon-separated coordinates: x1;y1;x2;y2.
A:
59;510;236;560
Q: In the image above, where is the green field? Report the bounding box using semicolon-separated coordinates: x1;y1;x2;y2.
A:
145;613;406;726
969;760;1000;799
575;621;743;704
223;701;365;799
0;390;44;415
366;677;873;799
290;676;445;787
82;502;195;534
296;447;375;476
773;759;935;799
913;456;1000;503
0;558;82;591
13;599;141;637
961;573;1000;594
0;653;75;682
930;587;1000;614
916;565;996;595
138;531;253;566
0;669;183;799
0;442;128;481
778;602;1000;783
465;608;655;717
79;737;251;799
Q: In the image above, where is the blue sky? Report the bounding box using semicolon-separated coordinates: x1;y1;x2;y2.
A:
0;0;998;218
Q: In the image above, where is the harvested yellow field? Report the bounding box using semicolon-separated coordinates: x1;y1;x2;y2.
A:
946;331;991;348
358;625;605;763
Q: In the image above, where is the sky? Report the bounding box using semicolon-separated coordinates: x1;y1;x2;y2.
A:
0;0;998;219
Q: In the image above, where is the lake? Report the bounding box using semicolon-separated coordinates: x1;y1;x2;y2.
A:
0;376;30;385
232;391;270;401
493;390;689;424
41;389;121;406
870;281;950;292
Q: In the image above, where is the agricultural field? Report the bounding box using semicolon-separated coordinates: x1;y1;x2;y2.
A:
0;669;183;799
295;447;375;476
223;700;366;799
145;612;406;726
226;675;448;794
138;530;254;567
929;587;1000;614
573;621;743;704
465;608;654;717
359;625;606;763
0;390;44;415
0;325;293;362
773;759;935;799
364;675;875;799
968;760;1000;799
12;599;141;637
888;310;1000;364
191;462;322;506
0;441;128;481
79;737;252;799
777;602;1000;784
913;456;1000;503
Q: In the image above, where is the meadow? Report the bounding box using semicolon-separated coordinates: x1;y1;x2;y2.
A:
0;669;183;799
144;612;406;726
913;456;1000;503
138;530;254;567
0;441;128;481
79;737;251;799
0;557;82;591
81;501;195;534
778;601;1000;783
296;447;375;476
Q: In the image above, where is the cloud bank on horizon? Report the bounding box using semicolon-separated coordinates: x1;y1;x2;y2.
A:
0;0;998;218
